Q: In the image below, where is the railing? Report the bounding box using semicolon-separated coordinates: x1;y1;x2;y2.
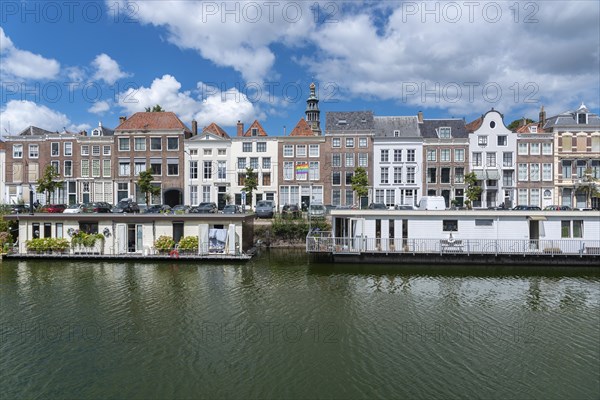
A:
306;234;600;257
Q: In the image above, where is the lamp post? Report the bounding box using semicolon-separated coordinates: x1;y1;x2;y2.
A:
29;184;34;215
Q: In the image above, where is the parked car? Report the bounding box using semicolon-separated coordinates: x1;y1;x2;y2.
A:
308;203;326;218
543;205;572;211
144;204;172;214
112;199;140;213
255;200;275;218
8;204;31;214
83;202;112;213
394;204;414;210
512;205;542;211
63;203;85;214
190;202;218;214
39;204;67;213
415;196;446;210
172;205;190;215
222;204;242;214
281;204;301;219
368;203;388;210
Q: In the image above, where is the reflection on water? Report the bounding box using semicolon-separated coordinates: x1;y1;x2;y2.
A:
1;250;599;400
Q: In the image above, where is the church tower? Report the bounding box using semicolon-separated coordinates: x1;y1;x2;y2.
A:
305;82;321;135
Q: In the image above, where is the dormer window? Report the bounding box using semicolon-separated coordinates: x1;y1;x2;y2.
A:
577;113;587;124
439;127;451;138
361;118;367;123
251;128;258;136
394;130;400;137
337;120;347;125
529;126;537;133
91;129;100;136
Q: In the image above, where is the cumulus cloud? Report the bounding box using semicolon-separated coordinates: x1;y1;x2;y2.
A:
0;27;60;80
1;100;71;134
88;100;111;115
91;53;130;85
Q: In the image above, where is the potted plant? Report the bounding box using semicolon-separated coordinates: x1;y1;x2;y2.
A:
155;235;175;253
178;236;198;254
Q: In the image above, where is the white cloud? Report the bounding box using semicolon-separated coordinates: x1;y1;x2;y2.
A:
91;53;130;85
0;27;60;80
88;100;111;115
0;100;70;134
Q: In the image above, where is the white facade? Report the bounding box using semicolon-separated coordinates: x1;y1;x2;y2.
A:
0;143;5;204
469;110;517;208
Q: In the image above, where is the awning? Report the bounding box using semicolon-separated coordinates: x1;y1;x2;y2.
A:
474;170;486;180
486;170;500;180
528;216;547;221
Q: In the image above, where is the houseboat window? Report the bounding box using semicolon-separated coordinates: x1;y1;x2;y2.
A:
561;221;570;238
79;222;99;234
475;219;493;226
573;220;583;238
442;220;458;232
56;223;63;238
44;223;52;238
32;223;40;239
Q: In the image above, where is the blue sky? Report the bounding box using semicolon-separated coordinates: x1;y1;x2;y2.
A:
1;0;599;136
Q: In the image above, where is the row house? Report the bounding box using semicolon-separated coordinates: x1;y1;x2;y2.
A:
373;116;422;207
542;103;600;209
514;107;555;208
420;114;469;207
467;110;517;208
324;111;374;207
0;139;5;203
231;120;279;208
77;122;114;204
113;112;193;206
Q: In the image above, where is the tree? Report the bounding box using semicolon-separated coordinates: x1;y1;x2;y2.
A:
36;165;63;204
576;167;599;208
242;167;258;208
351;167;369;208
464;172;482;209
145;104;164;112
507;118;534;131
137;169;161;206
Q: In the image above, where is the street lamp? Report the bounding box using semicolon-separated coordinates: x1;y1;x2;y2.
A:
28;184;34;215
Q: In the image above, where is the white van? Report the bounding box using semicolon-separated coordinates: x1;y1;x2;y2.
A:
415;196;446;210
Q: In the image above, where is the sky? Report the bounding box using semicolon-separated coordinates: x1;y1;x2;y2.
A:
1;0;599;136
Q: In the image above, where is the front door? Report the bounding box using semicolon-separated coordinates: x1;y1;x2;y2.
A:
529;220;539;249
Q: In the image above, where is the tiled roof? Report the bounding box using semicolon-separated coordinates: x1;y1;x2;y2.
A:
289;118;315;137
465;117;483;132
515;122;545;133
374;116;420;138
115;112;192;132
419;119;469;138
203;122;230;138
325;111;374;132
244;120;268;136
543;107;600;130
17;126;56;136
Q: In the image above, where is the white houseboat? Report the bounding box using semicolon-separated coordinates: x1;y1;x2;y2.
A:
308;209;600;266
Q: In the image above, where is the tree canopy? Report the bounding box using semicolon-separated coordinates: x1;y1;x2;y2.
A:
351;167;369;205
36;165;63;204
242;167;258;206
145;105;164;112
137;169;161;206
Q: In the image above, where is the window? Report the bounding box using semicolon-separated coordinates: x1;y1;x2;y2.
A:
332;171;341;185
309;161;319;180
134;161;145;176
64;142;72;156
573;220;583;238
380;149;389;162
167;137;179;150
64;161;72;177
345;171;354;185
576;160;587;178
103;146;111;156
262;157;271;170
542;142;552;155
406;167;415;184
427;149;436;162
530;164;540;181
472;152;482;167
151;163;161;176
283;145;294;157
257;142;267;152
503;152;513;167
427;168;436;183
518;164;528;181
189;186;198;205
345;189;354;206
81;160;89;177
439;127;451;138
562;136;573;152
394;149;402;162
51;142;59;156
332;138;341;148
542;163;552;181
592;160;600;179
251;127;258;136
332;189;341;205
13;144;23;158
561;221;571;238
91;146;100;156
381;167;389;184
345;138;354;148
393;167;402;184
475;219;494;226
262;173;271;186
309;144;319;157
518;143;528;155
530;189;540;207
134;138;146;151
250;157;259;169
284;162;293;180
103;160;111;177
503;171;513;186
530;143;540;155
117;183;129;201
443;220;458;231
407;149;415;162
455;168;464;183
92;160;100;177
296;162;308;181
167;161;179;176
478;136;488;146
358;153;368;167
218;161;227;180
296;145;307;157
203;149;212;156
497;136;507;146
359;138;367;148
189;161;198;179
486;152;496;167
119;161;131;176
203;161;212;180
441;168;450;183
81;145;89;156
332;154;341;167
150;138;162;150
345;153;355;168
562;160;572;178
243;142;252;152
51;160;60;174
118;138;129;151
441;149;450;162
237;158;246;169
218;149;226;156
26;144;39;159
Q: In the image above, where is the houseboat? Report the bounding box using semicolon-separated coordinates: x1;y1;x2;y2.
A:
307;209;600;266
3;213;255;260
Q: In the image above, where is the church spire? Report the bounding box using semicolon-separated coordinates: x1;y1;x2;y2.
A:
305;82;321;135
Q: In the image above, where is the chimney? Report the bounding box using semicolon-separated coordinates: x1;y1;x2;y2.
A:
237;120;244;137
119;116;126;124
417;111;423;123
191;120;198;135
539;105;546;128
521;117;527;127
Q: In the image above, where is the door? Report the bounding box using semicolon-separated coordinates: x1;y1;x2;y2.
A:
529;220;539;249
173;222;184;244
116;224;127;254
127;224;136;252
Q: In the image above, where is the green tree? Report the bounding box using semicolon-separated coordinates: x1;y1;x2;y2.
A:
145;105;164;112
351;167;369;208
507;118;534;131
464;172;482;209
36;165;63;204
137;169;161;206
576;167;599;208
242;167;258;208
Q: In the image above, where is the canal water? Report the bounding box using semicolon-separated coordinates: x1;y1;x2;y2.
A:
1;250;599;400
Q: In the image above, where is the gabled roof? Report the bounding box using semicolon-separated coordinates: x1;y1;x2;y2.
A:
203;122;230;138
289;118;315;137
325;111;374;132
515;122;545;134
17;126;56;136
465;117;483;133
374;116;420;138
419;119;469;138
244;120;268;137
115;112;192;132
